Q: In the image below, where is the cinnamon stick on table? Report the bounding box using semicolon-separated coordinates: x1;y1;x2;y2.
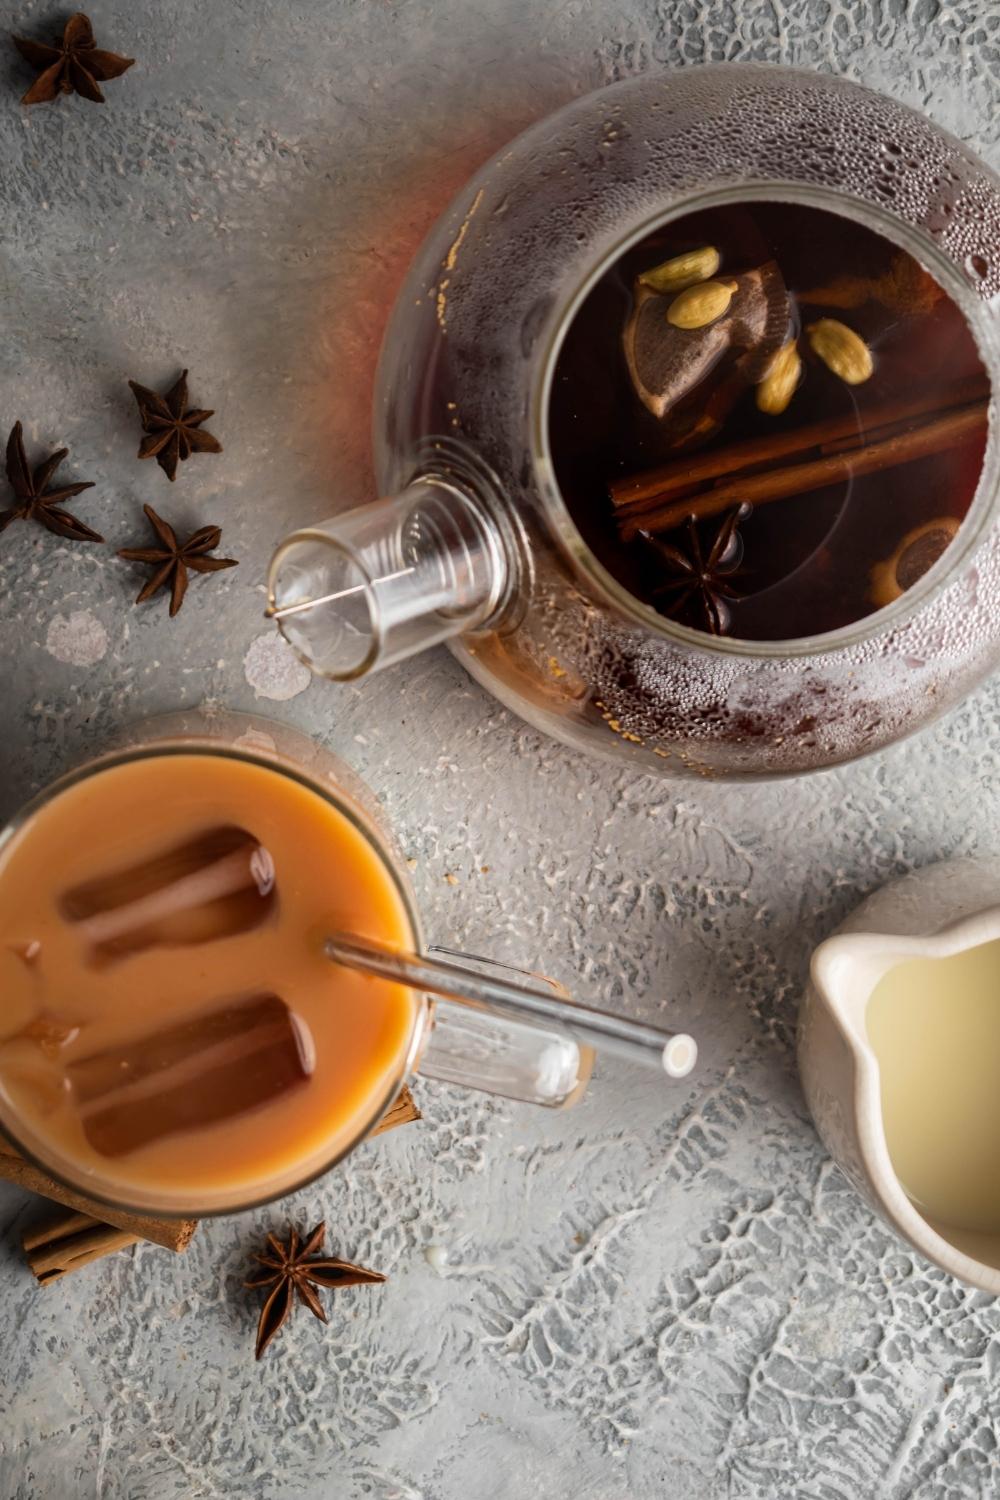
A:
23;1212;140;1286
0;1136;196;1251
611;376;991;540
373;1084;421;1137
3;1084;421;1281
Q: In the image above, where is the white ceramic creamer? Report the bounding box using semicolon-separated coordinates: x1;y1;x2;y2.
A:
799;857;1000;1293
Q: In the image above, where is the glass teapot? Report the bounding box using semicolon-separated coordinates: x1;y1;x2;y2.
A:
268;64;1000;780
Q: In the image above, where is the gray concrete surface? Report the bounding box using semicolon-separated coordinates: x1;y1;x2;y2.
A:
2;2;1000;1497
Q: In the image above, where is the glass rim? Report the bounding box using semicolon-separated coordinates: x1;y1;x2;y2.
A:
531;177;1000;661
266;529;384;682
0;733;428;1220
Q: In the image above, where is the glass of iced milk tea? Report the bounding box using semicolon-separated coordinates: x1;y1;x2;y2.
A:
0;713;591;1217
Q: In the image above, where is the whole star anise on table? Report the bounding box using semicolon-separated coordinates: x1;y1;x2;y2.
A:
245;1222;386;1361
12;12;134;106
128;371;222;483
1;422;102;542
643;503;749;636
117;503;237;616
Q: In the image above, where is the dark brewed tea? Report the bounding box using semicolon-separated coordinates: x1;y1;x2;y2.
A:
548;200;989;640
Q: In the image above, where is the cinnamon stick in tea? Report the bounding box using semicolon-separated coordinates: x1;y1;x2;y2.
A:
617;400;988;540
611;373;990;517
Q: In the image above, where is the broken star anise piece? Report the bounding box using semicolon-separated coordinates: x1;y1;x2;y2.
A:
12;12;134;107
117;504;237;617
1;422;102;542
245;1221;386;1361
643;503;749;636
128;370;222;483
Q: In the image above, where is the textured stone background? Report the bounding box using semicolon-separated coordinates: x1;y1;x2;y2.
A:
2;2;1000;1497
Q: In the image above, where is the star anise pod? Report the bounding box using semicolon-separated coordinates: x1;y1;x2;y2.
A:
117;503;237;617
245;1221;386;1361
644;503;749;636
1;422;102;542
128;370;222;483
12;12;134;106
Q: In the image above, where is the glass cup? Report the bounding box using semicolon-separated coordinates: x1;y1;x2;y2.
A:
0;711;606;1219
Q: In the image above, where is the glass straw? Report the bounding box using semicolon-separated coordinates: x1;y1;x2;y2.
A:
325;932;697;1079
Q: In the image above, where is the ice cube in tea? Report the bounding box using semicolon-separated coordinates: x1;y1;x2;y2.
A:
61;824;276;963
67;992;313;1157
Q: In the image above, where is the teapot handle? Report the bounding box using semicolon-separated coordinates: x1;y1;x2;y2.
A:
266;478;508;681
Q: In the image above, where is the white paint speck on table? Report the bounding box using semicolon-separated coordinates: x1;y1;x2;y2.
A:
243;632;312;702
45;610;109;667
1;4;999;1498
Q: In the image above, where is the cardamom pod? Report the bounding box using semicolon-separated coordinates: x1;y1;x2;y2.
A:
756;339;802;415
666;278;738;330
806;318;874;385
639;245;721;294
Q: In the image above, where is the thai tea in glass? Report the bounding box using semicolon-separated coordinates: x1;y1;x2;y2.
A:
0;715;612;1217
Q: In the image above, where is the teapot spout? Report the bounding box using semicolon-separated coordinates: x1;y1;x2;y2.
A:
267;478;510;681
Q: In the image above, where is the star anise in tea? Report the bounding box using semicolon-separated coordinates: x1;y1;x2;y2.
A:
643;503;749;636
117;503;237;617
1;422;102;542
245;1221;386;1361
12;12;134;106
128;370;222;483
